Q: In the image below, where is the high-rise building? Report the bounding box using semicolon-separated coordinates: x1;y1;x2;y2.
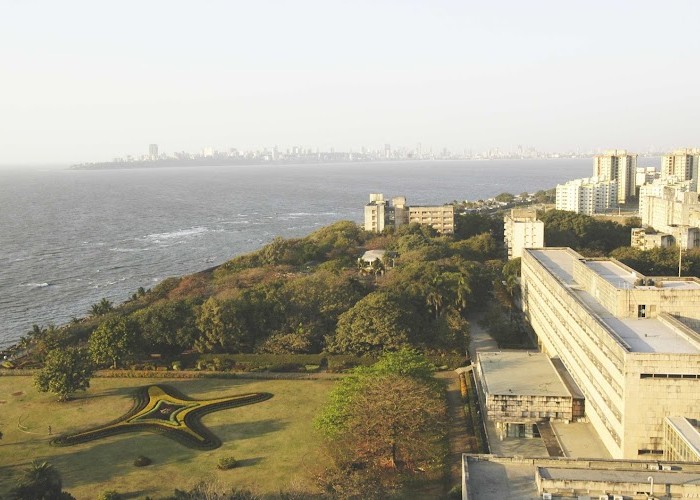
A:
593;150;637;204
149;144;159;160
661;148;700;191
555;177;617;215
503;208;544;259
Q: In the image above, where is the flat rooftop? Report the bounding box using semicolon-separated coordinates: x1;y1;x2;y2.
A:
477;351;572;397
539;466;700;485
528;249;700;354
666;416;700;456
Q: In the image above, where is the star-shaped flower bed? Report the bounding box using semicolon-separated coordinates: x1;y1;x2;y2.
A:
51;384;273;450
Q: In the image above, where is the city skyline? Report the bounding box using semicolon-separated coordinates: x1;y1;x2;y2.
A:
2;1;700;166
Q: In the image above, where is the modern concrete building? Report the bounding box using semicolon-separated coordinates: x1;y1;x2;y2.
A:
364;193;454;234
555;177;618;215
462;454;700;500
475;351;584;439
664;417;700;462
504;208;545;259
661;148;700;190
637;182;700;250
408;205;455;234
630;227;675;251
594;150;637;204
521;247;700;459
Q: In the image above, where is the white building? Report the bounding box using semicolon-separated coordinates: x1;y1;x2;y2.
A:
637;181;700;250
364;193;453;234
503;208;544;259
593;149;637;204
661;148;700;190
555;177;618;215
521;247;700;459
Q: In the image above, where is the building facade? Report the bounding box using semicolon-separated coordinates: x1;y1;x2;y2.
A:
364;193;454;234
503;208;545;259
594;149;637;204
521;248;700;459
555;177;618;215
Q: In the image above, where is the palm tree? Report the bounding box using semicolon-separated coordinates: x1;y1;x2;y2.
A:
89;298;113;317
11;460;64;499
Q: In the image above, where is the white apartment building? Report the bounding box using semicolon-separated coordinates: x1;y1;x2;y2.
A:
555;177;617;215
594;150;637;204
503;208;544;259
408;205;454;234
637;182;700;250
635;166;658;195
521;247;700;459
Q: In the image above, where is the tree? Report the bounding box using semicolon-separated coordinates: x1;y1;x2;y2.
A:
315;351;446;495
89;317;137;368
89;298;113;317
327;292;412;354
35;347;94;401
10;460;75;499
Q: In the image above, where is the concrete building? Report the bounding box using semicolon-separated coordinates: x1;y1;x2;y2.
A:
521;247;700;459
504;208;545;259
408;205;454;234
635;166;658;196
555;177;618;215
475;351;584;439
462;454;700;500
630;227;675;251
594;150;637;204
661;148;700;190
664;417;700;462
637;182;700;250
364;193;454;234
148;143;158;160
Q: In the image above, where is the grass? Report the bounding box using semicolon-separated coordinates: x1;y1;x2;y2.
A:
0;376;335;499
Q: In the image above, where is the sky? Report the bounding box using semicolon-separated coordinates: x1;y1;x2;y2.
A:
1;0;699;165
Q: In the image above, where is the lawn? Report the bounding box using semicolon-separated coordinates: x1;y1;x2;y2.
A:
0;375;335;499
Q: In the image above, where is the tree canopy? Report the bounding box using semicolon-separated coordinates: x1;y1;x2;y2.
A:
34;347;94;402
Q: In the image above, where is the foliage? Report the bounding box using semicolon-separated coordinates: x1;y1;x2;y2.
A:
89;316;138;368
217;456;238;470
315;351;446;495
34;347;95;401
9;460;73;500
90;297;114;317
540;210;632;254
134;455;152;466
611;246;700;277
97;490;123;500
326;292;412;355
494;192;515;203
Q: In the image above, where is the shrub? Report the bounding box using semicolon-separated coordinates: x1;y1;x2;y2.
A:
134;455;152;467
217;456;238;470
97;491;122;500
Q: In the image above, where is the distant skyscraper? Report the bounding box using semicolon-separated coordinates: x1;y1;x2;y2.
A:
593;150;637;204
149;144;158;160
384;143;391;159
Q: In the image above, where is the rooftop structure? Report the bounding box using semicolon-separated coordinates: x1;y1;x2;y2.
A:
521;247;700;459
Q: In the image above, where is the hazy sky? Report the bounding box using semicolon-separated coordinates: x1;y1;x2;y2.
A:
2;0;699;164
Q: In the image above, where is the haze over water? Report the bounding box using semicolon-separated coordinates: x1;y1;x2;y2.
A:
0;159;592;348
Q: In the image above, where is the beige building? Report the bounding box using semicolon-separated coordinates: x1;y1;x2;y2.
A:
594;149;637;204
664;417;700;462
637;182;700;250
521;247;700;459
630;227;675;251
408;205;454;234
555;176;618;215
661;148;700;189
503;208;544;259
475;351;584;439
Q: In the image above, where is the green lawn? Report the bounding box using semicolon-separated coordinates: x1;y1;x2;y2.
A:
0;375;335;499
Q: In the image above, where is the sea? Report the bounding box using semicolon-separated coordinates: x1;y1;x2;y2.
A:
0;159;592;349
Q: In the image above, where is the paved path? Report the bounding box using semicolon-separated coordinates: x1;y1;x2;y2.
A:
536;421;565;457
435;370;472;488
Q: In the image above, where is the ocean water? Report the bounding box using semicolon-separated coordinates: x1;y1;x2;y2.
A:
0;159;591;348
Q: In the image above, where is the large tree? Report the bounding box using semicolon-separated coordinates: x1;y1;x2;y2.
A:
35;347;94;401
89;317;137;368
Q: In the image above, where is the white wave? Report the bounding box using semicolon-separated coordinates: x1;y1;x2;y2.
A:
288;212;312;216
145;226;209;241
110;247;152;253
26;282;50;288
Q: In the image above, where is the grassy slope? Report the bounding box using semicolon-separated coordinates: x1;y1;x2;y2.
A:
0;376;334;499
